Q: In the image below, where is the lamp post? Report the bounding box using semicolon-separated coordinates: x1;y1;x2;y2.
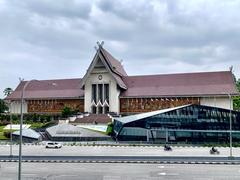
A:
9;103;13;157
18;78;33;180
18;79;57;180
228;94;233;157
6;103;13;157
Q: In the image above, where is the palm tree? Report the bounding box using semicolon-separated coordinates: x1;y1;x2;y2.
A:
3;87;13;97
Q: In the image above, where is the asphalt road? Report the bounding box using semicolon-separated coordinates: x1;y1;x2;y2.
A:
0;163;240;180
0;155;239;164
0;145;239;157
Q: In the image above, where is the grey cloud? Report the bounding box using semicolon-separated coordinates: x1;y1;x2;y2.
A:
1;0;240;98
9;0;92;19
97;0;154;21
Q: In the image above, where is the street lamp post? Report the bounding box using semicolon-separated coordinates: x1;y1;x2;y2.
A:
9;103;13;157
18;79;33;180
6;103;13;157
18;79;55;180
228;94;233;157
18;78;24;180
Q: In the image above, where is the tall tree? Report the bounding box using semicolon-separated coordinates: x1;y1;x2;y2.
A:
3;87;13;97
233;78;240;111
236;78;240;92
0;99;8;113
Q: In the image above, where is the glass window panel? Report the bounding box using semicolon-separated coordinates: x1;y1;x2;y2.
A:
92;84;97;102
92;106;96;114
98;106;103;114
98;84;103;103
104;84;109;103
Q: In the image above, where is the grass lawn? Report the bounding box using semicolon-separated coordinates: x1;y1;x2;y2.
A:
0;121;55;140
30;121;55;129
0;126;9;140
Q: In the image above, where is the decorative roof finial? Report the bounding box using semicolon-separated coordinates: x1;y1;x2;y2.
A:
96;41;100;46
96;41;104;48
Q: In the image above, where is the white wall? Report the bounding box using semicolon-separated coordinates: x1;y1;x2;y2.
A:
84;72;120;113
200;97;233;110
9;101;28;114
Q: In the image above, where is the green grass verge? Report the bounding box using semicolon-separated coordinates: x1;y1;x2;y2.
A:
0;126;9;140
29;121;55;129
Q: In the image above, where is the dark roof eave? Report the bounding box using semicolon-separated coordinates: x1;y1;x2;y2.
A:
119;93;240;98
6;96;85;101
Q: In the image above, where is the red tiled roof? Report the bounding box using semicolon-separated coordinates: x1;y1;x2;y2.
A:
73;114;112;124
121;71;239;97
6;78;84;100
101;48;127;76
80;46;127;90
6;71;238;100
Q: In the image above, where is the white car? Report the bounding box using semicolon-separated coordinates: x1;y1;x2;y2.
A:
45;142;62;149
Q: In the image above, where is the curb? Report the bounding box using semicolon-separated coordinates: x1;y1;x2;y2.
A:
0;159;239;165
0;143;236;148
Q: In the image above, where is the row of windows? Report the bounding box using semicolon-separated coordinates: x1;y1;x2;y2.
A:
92;84;109;114
92;106;109;114
117;105;240;132
92;84;109;104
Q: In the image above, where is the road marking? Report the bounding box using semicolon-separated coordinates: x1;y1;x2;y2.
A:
22;174;37;176
55;175;79;178
158;172;166;176
158;172;179;176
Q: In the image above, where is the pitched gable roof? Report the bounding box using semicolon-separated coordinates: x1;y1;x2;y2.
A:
80;46;127;89
5;78;84;100
121;71;239;97
100;48;127;76
6;71;238;100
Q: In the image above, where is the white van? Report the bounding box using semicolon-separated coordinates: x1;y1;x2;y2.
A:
45;142;62;149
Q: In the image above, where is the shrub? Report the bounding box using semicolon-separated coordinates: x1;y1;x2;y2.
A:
62;106;73;118
0;99;8;113
106;122;113;135
3;131;11;138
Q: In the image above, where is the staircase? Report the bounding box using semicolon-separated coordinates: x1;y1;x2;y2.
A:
72;114;112;124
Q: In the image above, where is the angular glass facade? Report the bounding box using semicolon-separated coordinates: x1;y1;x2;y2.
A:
113;104;240;143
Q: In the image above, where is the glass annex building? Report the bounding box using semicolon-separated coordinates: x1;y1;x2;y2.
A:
113;104;240;143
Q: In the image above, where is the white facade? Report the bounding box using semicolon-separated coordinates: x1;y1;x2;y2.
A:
84;59;120;113
200;97;233;110
9;101;28;114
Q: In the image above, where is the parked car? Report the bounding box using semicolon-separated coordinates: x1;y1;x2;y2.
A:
45;142;62;149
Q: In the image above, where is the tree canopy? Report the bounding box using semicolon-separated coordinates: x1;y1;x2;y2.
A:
3;87;13;97
233;78;240;111
236;78;240;92
0;99;8;113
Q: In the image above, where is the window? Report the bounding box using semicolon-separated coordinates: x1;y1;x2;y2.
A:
92;84;97;102
91;83;109;114
104;84;109;103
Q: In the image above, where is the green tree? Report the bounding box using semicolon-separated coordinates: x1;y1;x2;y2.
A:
233;78;240;111
3;87;13;97
106;122;114;135
61;106;72;118
236;78;240;92
0;99;8;113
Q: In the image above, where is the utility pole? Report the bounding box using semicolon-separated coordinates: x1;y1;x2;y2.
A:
228;94;233;157
10;105;13;157
18;78;24;180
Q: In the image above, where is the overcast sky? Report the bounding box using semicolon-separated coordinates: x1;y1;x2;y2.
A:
1;0;240;98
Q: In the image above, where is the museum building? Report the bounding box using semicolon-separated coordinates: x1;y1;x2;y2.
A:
5;44;239;119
